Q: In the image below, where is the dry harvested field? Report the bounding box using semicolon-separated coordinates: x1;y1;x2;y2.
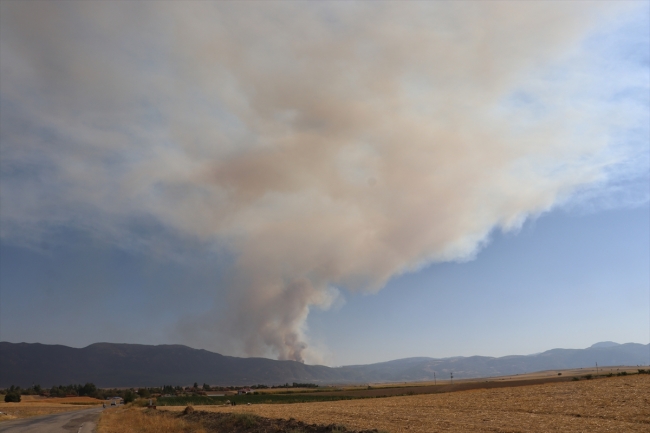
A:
277;377;575;400
0;396;103;421
254;366;641;399
20;395;104;405
380;365;635;386
162;374;650;432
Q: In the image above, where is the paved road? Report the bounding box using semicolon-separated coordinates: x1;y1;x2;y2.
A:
0;407;103;433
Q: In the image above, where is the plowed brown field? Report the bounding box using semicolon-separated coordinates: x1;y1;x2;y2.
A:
161;374;650;432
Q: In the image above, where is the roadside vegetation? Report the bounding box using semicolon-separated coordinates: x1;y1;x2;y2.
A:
3;390;20;403
98;406;385;433
98;406;206;433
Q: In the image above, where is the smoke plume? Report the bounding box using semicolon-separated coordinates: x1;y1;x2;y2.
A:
1;2;647;361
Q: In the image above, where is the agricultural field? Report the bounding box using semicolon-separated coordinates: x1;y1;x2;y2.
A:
158;366;641;406
0;395;103;421
158;394;360;406
159;373;650;432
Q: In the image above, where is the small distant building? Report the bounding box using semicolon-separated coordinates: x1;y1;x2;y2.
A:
237;388;252;395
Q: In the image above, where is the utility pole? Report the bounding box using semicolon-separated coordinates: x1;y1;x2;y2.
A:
596;362;599;376
434;372;436;386
450;372;453;385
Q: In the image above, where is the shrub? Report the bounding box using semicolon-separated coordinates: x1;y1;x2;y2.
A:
572;377;579;381
229;413;260;428
584;374;593;380
4;392;21;403
132;398;149;407
557;373;562;376
79;383;97;397
123;390;135;404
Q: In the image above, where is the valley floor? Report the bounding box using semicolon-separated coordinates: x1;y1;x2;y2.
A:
158;374;650;432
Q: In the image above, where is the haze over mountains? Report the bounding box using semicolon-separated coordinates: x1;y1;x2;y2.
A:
1;341;648;388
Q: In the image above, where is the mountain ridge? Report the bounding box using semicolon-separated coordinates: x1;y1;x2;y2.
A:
1;341;648;387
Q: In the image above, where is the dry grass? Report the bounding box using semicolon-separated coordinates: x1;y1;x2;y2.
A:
0;394;102;421
0;400;93;421
0;412;18;422
97;406;206;433
161;374;650;432
20;395;104;405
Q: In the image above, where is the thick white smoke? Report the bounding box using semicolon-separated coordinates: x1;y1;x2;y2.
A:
1;2;647;361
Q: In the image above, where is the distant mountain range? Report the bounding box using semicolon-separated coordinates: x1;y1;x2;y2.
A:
1;341;648;388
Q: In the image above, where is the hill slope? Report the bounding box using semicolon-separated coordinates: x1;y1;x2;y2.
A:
337;343;649;382
0;342;340;388
1;341;647;387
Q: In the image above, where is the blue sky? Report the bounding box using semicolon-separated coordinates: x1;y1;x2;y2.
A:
1;1;648;365
1;203;647;365
309;205;650;364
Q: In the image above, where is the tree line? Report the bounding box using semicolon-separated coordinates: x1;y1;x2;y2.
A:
2;381;321;402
